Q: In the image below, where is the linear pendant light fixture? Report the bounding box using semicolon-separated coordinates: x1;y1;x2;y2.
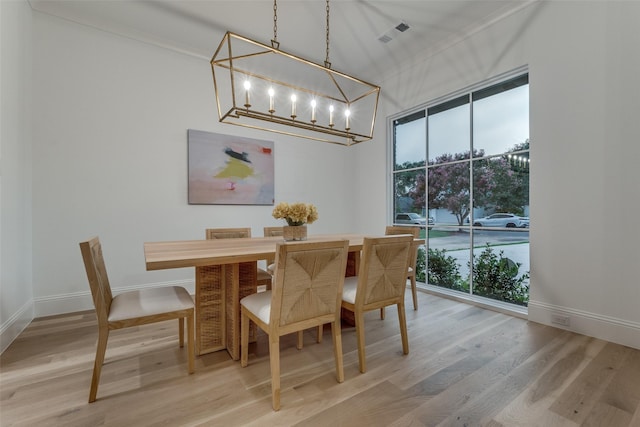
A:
210;0;380;146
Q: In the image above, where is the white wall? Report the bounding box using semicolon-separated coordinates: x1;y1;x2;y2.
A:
357;1;640;349
25;11;355;318
1;0;34;354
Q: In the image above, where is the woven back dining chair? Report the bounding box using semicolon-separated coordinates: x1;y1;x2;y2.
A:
385;225;421;310
240;239;349;410
80;237;194;402
341;234;413;373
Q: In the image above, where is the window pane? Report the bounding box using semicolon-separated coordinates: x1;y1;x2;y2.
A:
393;169;426;217
428;101;470;162
427;162;471;227
471;230;530;306
472;157;530;224
473;84;529;158
394;112;426;170
426;231;471;293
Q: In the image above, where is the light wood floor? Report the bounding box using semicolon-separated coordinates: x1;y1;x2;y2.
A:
1;291;639;426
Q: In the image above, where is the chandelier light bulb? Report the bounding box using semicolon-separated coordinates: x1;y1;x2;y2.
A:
310;99;317;124
329;104;334;127
290;94;297;119
243;80;251;109
345;109;351;131
268;87;275;113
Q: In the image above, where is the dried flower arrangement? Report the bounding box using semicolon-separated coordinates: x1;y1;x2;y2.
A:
272;202;319;226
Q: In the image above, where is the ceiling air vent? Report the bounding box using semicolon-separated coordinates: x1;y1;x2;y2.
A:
395;22;410;32
377;21;410;44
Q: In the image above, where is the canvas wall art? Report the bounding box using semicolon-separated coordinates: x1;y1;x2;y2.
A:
188;129;274;205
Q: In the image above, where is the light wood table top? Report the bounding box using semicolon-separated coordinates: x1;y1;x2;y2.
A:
144;234;372;271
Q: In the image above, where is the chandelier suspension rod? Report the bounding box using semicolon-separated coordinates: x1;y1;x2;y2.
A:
272;0;279;49
325;0;331;69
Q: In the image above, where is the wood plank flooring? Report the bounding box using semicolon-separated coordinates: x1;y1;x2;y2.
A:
1;291;639;426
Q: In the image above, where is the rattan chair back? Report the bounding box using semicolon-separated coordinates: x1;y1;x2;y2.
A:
385;226;420;310
271;240;349;330
356;235;413;307
206;227;251;239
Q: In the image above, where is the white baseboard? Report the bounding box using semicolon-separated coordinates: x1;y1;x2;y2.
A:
528;300;640;350
33;279;196;317
1;280;196;354
1;300;34;354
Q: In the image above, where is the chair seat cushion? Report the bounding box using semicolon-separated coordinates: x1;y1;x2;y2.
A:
342;276;358;304
266;263;275;275
108;286;193;323
241;290;272;325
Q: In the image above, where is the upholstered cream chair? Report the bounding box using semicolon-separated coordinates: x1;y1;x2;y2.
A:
240;239;349;411
205;227;273;290
385;225;421;310
341;235;413;373
79;237;194;403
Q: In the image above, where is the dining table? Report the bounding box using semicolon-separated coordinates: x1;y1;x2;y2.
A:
144;234;371;359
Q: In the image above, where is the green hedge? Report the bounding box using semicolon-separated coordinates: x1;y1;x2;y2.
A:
418;244;529;306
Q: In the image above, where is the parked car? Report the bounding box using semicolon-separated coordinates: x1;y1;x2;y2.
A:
395;213;433;226
472;213;529;228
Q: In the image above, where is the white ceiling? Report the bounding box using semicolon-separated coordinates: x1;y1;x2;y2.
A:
29;0;534;83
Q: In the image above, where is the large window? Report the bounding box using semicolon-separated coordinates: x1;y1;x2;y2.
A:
392;72;530;309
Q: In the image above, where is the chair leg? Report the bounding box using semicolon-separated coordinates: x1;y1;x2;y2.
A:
269;334;281;411
317;324;323;343
380;307;385;320
88;327;109;403
186;311;195;374
331;321;344;383
296;331;303;350
241;308;250;367
397;303;409;355
410;276;418;310
179;317;184;348
355;310;367;373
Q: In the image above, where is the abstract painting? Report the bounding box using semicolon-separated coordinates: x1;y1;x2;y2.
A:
188;129;274;205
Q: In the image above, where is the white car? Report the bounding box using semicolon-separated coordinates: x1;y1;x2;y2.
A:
395;213;430;226
472;213;529;228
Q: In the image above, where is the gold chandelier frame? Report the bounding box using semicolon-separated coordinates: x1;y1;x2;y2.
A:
210;2;380;146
